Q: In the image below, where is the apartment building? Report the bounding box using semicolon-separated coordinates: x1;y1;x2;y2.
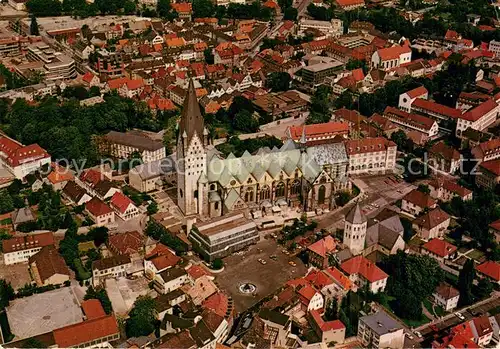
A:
302;60;345;86
472;138;500;162
26;42;76;80
476;159;500;189
95;50;125;78
92;255;132;286
189;213;259;261
384;106;439;137
298;19;343;38
433;283;459;311
98;130;166;163
456;99;499;137
344;137;397;175
489;40;500;57
3;232;55;265
0;36;28;57
0;136;51;179
357;311;404;349
153;267;189;294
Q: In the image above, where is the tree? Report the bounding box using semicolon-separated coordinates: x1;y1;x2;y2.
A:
30;15;39;36
126;296;157;337
211;258;224;270
346;59;367;73
233;110;259;133
204;48;214;65
192;0;214;18
84;286;113;314
283;6;297;20
0;279;14;308
458;259;475;306
476;278;493;299
307;85;333;124
87;226;109;247
266;72;291;92
417;184;430;194
324;298;338;321
147;201;158;215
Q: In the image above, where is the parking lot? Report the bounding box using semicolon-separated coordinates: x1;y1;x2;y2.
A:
215;237;307;313
0;259;32;290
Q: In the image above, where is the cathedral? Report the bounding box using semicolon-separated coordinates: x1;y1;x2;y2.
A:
176;79;352;219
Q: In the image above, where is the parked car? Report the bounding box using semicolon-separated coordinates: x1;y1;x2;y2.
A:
258;259;267;265
455;312;465;320
413;330;422;338
405;332;414;340
289;261;297;267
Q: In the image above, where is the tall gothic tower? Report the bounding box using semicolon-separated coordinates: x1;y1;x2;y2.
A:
343;203;367;255
177;79;208;216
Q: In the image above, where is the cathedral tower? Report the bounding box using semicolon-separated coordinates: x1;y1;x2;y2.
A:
177;79;208;216
343;203;367;255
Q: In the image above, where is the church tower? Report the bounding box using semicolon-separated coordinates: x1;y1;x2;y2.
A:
343;203;367;255
177;79;208;216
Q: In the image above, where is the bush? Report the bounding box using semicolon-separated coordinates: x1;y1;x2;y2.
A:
211;258;224;270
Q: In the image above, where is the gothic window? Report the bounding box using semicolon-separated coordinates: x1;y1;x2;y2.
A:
318;185;326;204
261;185;271;200
320;176;327;184
275;182;285;198
194;190;198;198
210;184;216;191
291;180;301;195
215;202;219;210
245;188;254;202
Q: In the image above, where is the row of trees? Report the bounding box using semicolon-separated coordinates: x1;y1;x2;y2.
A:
26;0;138;17
216;135;283;157
145;220;187;253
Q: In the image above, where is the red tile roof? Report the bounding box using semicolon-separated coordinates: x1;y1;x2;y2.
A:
403;189;436;209
434;282;459;300
324;267;352;290
107;77;128;90
81;299;106;320
187;265;211;280
305;270;334;290
79;169;102;186
146;243;180;270
345;137;396;155
108;231;143;255
460;99;498;122
28;245;69;282
340;255;388;283
288;122;349;141
411;98;462;119
377;45;411;61
310;309;345;332
82;71;95;83
3;232;54;253
422;238;457;257
406;86;428;99
202;292;229;318
171;2;192;13
335;0;364;7
480;159;500;176
428;177;472;198
413;207;450;230
126;79;144;90
298;284;317;303
307;236;337;258
476;260;500;281
351;68;364;82
0;137;50;168
53;315;119;347
473;316;493;337
110;192;135;214
85;197;113;217
384;106;436;130
490;219;500;232
47;164;73;184
445;29;460;41
430;141;461;161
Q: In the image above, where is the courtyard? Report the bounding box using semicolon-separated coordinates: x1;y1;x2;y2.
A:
215;237;307;313
0;259;32;290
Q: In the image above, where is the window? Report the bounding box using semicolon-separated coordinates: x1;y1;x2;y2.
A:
261;185;271;200
275;182;285;197
291;180;301;195
318;185;326;204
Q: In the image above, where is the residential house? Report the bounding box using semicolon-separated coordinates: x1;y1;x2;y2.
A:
3;232;55;265
29;245;70;286
257;308;292;348
471;138;500;162
46;165;74;191
107;231;144;258
340;255;388;293
309;309;346;345
433;282;460;311
110;192;139;221
476;261;500;285
429;141;462;173
357;310;405;349
298;284;324;311
413;207;451;240
490;219;500;243
85;197;115;226
11;207;36;230
144;243;181;278
92;255;132;286
62;181;92;206
307;235;337;269
401;189;437;216
428;178;473;202
185;275;218;306
421;238;457;263
153;267;189;294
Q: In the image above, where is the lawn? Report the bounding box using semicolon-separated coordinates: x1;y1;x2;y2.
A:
402;314;431;328
0;218;12;225
423;298;447;318
467;249;485;261
423;298;434;314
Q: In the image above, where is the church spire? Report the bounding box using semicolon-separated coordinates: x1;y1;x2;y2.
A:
179;79;204;142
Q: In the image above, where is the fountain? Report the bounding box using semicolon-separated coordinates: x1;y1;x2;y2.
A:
238;282;257;294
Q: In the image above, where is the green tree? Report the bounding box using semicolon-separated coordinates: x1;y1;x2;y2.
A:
147;201;158;215
476;278;493;300
30;15;39;36
204;48;214;64
126;296;156;337
308;85;333;124
458;259;475;306
211;258;224;270
157;0;171;16
346;59;367;73
84;286;113;314
0;279;15;308
417;184;430;194
87;226;109;247
0;190;14;215
324;298;338;321
233;110;259;133
192;0;214;18
266;72;291;92
283;6;297;20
